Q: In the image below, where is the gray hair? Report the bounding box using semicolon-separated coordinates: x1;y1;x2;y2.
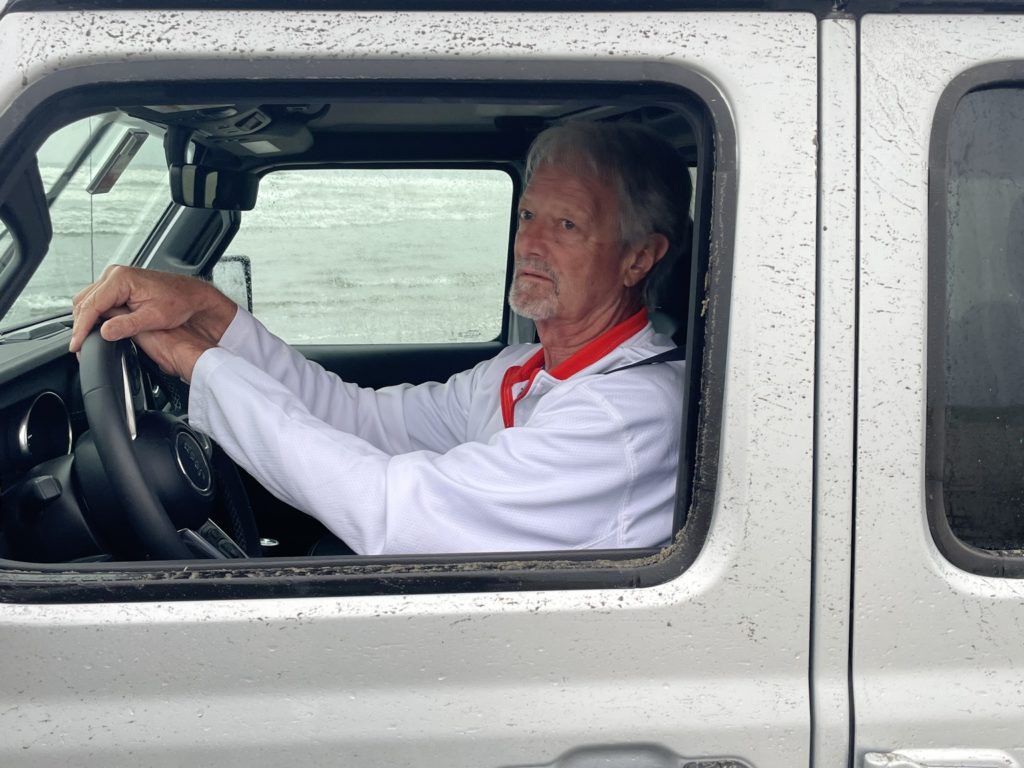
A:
524;121;693;307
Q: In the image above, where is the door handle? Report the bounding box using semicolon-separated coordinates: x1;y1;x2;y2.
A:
865;749;1022;768
502;744;753;767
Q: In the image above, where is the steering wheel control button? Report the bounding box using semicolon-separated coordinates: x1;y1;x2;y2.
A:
174;431;213;494
29;475;62;504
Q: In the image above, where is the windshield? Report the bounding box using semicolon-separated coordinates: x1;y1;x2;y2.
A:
1;113;172;331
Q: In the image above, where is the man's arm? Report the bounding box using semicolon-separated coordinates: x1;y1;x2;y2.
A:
70;266;479;454
210;307;481;454
189;347;679;555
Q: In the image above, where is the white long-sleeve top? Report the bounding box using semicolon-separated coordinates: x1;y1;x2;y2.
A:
187;307;684;555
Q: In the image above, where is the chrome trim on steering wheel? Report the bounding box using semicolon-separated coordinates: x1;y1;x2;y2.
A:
120;353;138;441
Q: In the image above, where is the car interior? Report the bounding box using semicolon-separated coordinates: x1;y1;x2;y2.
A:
0;80;714;582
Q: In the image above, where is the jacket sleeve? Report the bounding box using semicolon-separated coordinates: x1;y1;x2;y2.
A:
211;307;474;454
187;347;669;555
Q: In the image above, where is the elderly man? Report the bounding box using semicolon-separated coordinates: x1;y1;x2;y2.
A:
70;121;690;555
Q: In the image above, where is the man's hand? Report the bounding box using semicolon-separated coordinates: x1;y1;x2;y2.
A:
134;326;213;383
70;265;238;381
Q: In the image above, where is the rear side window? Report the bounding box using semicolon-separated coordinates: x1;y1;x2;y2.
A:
932;83;1024;565
224;168;513;345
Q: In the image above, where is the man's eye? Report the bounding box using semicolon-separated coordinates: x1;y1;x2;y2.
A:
560;219;576;231
518;209;533;222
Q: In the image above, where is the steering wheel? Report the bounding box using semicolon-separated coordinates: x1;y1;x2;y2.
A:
78;329;254;560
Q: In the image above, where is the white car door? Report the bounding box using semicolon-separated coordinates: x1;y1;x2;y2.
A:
0;6;818;767
857;12;1024;767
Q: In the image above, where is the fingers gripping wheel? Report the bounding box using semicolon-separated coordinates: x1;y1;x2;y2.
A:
79;330;215;559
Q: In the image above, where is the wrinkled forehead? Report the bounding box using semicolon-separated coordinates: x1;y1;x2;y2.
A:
527;148;619;188
523;159;622;215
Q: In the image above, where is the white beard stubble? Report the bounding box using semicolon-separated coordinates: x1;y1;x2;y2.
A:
507;258;560;321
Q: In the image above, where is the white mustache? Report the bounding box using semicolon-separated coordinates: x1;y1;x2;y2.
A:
513;258;558;286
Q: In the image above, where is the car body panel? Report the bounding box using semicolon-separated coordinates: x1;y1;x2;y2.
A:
855;13;1024;764
0;8;817;767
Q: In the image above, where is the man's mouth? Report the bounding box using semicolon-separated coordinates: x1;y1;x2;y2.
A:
514;260;556;284
518;271;551;281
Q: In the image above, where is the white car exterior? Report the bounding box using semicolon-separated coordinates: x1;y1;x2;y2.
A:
0;3;1020;767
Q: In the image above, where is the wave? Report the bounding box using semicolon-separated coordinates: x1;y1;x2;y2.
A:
40;165;512;236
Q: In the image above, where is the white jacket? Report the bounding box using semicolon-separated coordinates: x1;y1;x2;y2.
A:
188;308;684;555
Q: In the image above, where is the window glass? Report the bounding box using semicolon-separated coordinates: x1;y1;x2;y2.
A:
224;168;512;345
2;114;171;331
942;87;1024;550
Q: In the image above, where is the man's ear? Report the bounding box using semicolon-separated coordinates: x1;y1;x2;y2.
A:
622;233;670;288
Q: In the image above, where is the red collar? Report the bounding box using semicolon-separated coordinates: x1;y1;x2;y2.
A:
499;308;649;428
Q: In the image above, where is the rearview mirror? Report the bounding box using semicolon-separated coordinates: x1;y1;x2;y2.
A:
168;164;259;211
164;126;259;211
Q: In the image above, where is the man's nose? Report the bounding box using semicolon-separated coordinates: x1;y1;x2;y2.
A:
514;221;543;257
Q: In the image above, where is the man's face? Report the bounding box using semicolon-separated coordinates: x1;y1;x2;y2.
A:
510;163;635;326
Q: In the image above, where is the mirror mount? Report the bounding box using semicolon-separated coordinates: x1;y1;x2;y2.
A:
164;126;259;211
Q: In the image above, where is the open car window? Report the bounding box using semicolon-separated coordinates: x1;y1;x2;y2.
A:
0;82;724;601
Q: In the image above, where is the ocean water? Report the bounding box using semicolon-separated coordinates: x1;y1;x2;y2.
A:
229;168;511;344
4;167;512;345
3;164;172;328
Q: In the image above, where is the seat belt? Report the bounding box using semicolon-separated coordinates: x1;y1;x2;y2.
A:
602;346;685;374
